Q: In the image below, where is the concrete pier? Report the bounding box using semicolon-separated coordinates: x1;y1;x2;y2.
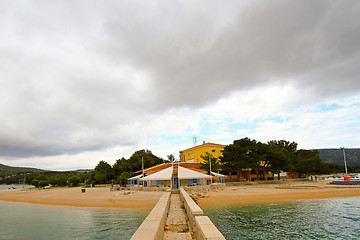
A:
164;193;193;239
131;188;225;240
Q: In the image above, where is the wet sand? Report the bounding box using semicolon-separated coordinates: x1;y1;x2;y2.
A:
0;187;163;209
198;181;360;206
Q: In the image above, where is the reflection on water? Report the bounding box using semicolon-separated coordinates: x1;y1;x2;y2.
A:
0;201;149;240
203;197;360;240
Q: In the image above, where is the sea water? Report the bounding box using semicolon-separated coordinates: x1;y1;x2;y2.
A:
0;201;149;240
203;197;360;240
1;196;359;240
0;185;34;190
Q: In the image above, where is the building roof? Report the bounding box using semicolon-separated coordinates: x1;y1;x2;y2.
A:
210;171;227;177
137;165;212;181
128;173;143;180
179;142;226;153
133;162;206;175
178;166;212;179
141;166;173;181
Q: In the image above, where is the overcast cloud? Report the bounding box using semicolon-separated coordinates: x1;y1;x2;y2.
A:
1;0;360;170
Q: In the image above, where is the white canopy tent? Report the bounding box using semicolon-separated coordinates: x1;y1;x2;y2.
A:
141;166;173;181
178;166;212;179
210;171;226;177
128;174;143;180
128;173;143;187
177;166;212;187
210;171;227;183
129;165;219;188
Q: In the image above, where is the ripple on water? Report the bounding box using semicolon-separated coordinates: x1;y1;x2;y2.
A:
203;197;360;240
0;201;150;240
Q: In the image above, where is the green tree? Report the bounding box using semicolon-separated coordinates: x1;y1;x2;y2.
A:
94;160;113;182
220;138;257;181
31;178;40;187
113;157;128;179
48;176;58;186
266;142;287;180
57;175;68;186
118;172;130;186
167;154;175;162
128;150;164;172
320;163;344;174
293;150;323;177
77;172;91;182
113;150;164;180
38;180;49;188
268;140;298;172
249;141;268;180
200;151;220;174
94;173;107;184
68;175;81;187
32;175;48;188
119;172;130;181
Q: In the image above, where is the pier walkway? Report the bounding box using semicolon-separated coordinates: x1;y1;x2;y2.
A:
131;187;226;240
164;193;193;239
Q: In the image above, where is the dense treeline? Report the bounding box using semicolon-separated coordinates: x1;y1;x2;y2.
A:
220;138;351;181
0;149;165;187
0;170;90;187
84;149;165;185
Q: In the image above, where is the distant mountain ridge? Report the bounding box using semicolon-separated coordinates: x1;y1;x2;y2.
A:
317;148;360;167
0;163;46;177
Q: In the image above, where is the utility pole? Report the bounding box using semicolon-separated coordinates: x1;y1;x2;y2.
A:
141;154;144;188
341;147;348;176
209;153;212;184
23;172;26;188
142;155;144;176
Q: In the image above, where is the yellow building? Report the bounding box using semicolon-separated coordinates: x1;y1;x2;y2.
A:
180;141;226;163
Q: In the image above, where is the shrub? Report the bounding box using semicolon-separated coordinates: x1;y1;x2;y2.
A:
68;175;80;187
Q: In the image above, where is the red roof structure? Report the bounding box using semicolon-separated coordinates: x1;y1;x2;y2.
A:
133;162;206;175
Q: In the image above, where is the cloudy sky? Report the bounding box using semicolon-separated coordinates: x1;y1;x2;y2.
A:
1;0;360;170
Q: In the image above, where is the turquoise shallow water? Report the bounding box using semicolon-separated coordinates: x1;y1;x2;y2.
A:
0;201;149;240
203;197;360;240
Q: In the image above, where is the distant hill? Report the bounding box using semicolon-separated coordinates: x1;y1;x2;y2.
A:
317;148;360;167
0;163;46;177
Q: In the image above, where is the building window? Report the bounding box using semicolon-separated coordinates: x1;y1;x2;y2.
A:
211;149;216;152
188;153;194;156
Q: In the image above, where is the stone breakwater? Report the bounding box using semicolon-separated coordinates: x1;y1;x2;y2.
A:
182;184;226;204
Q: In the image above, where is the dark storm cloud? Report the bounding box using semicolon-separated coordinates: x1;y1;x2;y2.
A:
0;0;359;159
103;0;360;105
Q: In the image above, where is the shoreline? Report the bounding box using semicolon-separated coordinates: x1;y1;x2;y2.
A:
0;187;163;209
1;181;360;208
198;181;360;207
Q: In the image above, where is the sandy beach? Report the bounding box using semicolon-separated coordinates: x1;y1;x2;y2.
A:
1;181;360;208
198;180;360;206
0;187;164;209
